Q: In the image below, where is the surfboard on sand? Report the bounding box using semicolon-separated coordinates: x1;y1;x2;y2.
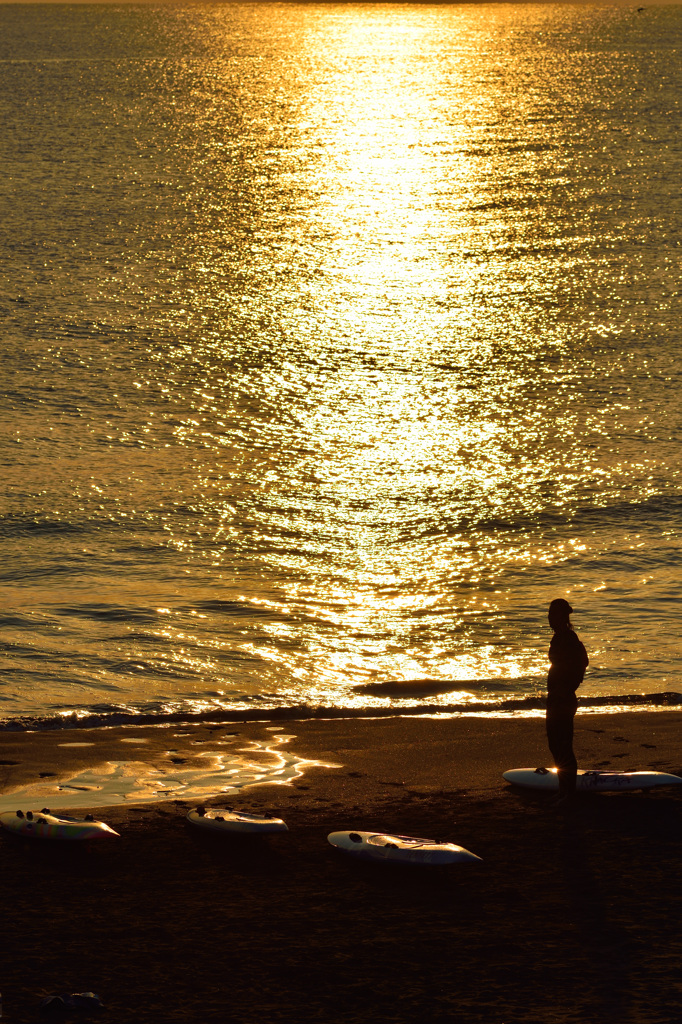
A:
503;767;682;792
327;830;482;866
0;809;119;840
186;807;288;834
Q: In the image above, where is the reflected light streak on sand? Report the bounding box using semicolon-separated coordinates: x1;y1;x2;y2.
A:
0;734;340;814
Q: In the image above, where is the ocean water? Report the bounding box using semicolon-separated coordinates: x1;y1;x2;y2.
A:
1;2;681;730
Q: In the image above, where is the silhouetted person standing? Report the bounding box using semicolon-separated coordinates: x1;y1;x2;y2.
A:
546;599;588;804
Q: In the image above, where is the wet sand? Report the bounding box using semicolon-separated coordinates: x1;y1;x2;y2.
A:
1;711;681;1024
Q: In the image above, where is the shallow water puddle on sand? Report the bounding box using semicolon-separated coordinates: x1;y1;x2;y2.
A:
0;735;339;812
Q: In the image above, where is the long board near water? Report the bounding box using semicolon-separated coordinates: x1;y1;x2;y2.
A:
328;831;482;866
0;809;119;840
503;768;682;792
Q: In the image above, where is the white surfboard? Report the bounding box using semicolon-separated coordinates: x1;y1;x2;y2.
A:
327;830;482;866
0;809;119;841
186;807;288;834
503;767;682;792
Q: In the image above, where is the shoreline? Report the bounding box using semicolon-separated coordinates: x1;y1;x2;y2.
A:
1;687;680;736
1;710;681;1024
0;708;680;814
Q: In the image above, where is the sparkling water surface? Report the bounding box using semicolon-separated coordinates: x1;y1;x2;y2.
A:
1;3;681;727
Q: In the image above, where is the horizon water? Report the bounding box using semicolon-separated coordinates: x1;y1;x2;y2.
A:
1;3;682;733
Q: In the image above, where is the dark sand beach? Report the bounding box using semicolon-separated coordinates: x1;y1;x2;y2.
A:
1;711;681;1024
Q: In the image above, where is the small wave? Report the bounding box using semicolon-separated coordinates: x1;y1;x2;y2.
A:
1;691;680;734
568;492;682;530
190;599;274;618
356;678;519;698
0;516;85;539
105;658;202;680
0;614;36;628
182;599;322;627
54;604;159;624
403;491;682;540
0;512;135;545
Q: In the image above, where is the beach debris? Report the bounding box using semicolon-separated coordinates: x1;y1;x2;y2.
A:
40;992;103;1014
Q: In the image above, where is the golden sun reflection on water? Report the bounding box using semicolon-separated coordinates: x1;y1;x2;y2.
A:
3;3;681;722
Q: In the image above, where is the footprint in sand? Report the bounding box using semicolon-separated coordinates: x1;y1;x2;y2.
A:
613;736;629;743
641;743;656;749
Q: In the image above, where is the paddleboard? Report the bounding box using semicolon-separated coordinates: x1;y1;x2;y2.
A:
0;809;119;841
327;830;482;866
186;806;288;834
503;767;682;792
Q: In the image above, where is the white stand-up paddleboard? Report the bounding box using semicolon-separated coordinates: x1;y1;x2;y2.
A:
503;767;682;792
0;809;119;841
327;830;482;866
186;807;288;834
